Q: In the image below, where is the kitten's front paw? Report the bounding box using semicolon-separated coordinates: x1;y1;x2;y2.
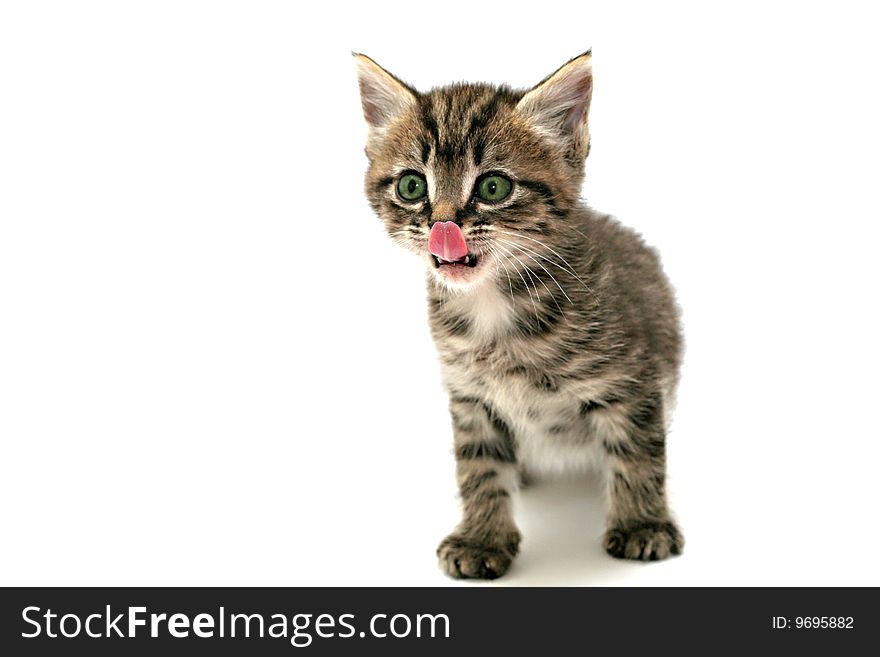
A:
603;521;683;561
437;532;520;580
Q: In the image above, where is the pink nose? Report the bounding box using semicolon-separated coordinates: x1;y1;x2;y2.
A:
428;221;469;262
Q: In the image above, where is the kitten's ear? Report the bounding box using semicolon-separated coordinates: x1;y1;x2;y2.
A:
517;52;593;163
353;53;417;130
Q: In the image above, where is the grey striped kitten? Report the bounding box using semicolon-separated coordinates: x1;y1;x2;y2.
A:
355;52;683;579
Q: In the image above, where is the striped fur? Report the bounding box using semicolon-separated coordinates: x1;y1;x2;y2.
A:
356;52;684;578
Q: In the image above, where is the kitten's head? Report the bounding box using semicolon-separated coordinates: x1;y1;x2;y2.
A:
355;53;592;291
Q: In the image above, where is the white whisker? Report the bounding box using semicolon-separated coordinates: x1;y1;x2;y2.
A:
489;228;597;301
484;245;516;308
492;240;568;319
490;242;541;324
493;237;573;305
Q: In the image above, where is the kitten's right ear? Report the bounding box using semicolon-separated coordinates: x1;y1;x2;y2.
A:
517;51;593;165
353;53;417;130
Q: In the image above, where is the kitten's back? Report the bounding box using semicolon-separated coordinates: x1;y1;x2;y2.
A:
576;207;683;390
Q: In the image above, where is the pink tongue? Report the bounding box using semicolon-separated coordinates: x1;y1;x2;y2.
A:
428;221;469;262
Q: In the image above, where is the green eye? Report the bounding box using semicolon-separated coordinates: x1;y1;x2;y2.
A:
397;173;427;201
476;174;512;202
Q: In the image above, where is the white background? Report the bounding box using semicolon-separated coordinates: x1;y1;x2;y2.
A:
2;1;878;586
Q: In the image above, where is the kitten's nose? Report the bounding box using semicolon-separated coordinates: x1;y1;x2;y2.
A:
429;201;458;227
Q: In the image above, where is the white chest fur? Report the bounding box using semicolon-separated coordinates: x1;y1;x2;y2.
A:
483;376;606;477
441;352;609;478
444;281;515;342
438;282;612;477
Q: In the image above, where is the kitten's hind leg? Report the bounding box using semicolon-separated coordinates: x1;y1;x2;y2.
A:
594;391;684;561
437;395;521;580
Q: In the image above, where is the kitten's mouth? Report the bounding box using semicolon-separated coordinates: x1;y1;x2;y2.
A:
433;253;478;268
426;221;485;286
428;250;486;288
428;221;474;268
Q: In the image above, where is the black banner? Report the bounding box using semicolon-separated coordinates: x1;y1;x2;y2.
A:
0;587;874;654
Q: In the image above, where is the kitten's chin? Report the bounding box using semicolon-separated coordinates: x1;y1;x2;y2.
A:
426;252;492;290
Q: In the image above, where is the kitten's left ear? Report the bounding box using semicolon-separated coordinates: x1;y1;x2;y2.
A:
353;53;417;131
517;52;593;163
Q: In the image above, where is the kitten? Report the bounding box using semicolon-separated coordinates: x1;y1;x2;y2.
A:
355;52;683;579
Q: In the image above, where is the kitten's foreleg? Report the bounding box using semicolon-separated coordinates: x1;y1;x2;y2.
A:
598;392;684;561
437;395;521;579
